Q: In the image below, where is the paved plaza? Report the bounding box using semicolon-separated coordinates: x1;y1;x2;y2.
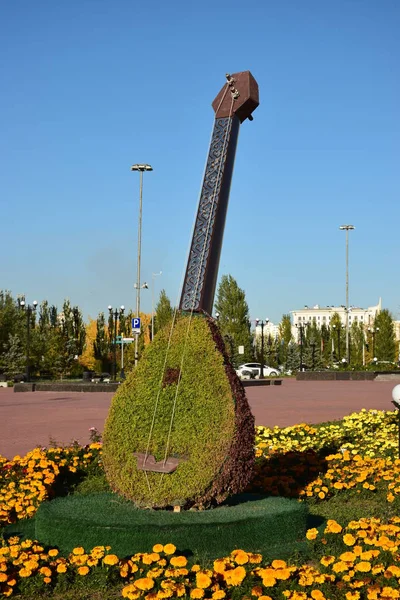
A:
0;379;396;459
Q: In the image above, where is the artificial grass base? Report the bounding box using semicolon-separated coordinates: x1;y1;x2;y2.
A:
34;492;308;560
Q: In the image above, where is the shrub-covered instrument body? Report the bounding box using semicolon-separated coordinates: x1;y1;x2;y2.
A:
103;72;259;508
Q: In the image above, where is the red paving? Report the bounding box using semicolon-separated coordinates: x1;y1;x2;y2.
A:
0;380;396;459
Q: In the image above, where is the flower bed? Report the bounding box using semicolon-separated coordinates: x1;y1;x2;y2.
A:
1;409;400;598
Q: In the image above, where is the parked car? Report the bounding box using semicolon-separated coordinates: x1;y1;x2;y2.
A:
236;363;279;378
91;373;111;383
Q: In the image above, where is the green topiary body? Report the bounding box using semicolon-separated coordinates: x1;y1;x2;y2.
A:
102;314;255;508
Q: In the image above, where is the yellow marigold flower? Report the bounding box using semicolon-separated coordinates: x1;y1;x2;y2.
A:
355;561;371;573
320;555;335;566
340;552;356;562
270;559;286;569
346;592;360;600
325;520;342;533
343;534;356;546
103;554;119;566
72;547;85;555
232;549;249;565
134;577;155;591
249;553;263;563
0;573;8;582
77;566;89;576
151;544;163;553
213;559;226;574
191;564;201;572
306;528;318;540
386;565;400;577
120;563;130;577
224;565;246;586
259;597;273;600
212;592;226;599
121;584;141;599
196;572;212;589
170;555;188;567
262;574;276;587
18;567;32;578
56;563;67;573
40;567;52;577
163;544;176;555
311;591;325;600
190;589;205;599
48;549;58;557
332;562;348;573
157;590;173;599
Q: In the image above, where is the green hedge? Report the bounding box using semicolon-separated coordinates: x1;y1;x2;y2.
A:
34;492;308;560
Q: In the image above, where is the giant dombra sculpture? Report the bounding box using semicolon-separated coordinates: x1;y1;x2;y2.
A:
102;72;259;508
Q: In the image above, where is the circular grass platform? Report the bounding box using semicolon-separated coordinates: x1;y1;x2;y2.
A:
35;493;309;560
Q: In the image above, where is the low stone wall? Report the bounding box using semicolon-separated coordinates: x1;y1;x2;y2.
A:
296;371;376;381
14;383;120;393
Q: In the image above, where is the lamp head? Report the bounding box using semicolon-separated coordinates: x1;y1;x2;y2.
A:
131;164;153;172
33;300;38;308
20;300;25;308
142;282;149;289
120;305;125;313
392;385;400;409
255;318;260;324
108;305;112;313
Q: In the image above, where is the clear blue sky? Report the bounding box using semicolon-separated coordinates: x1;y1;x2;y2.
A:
1;0;399;324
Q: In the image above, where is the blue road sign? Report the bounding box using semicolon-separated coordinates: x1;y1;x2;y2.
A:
132;317;141;334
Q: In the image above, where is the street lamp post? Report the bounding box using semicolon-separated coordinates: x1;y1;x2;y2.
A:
18;298;38;382
108;305;125;381
131;163;153;367
332;324;341;361
339;224;355;364
151;271;162;341
295;322;309;371
368;326;380;359
310;339;316;370
255;318;269;379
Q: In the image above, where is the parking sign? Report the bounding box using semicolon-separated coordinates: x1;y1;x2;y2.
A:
132;317;141;334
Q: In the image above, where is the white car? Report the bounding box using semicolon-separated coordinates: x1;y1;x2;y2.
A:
236;363;279;378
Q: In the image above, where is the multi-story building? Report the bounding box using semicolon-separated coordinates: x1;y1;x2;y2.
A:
290;299;382;342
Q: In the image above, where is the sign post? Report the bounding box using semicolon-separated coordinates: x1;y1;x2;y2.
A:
132;317;141;335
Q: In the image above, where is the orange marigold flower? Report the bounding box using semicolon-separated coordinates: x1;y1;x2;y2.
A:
163;544;176;555
259;597;273;600
153;544;164;553
354;561;371;573
340;552;356;562
272;559;287;569
0;573;8;582
224;566;247;586
212;592;226;600
320;556;335;567
306;528;318;540
213;559;226;574
190;589;205;599
325;520;342;533
48;549;58;557
196;572;212;589
345;592;360;600
170;555;188;567
134;577;155;591
57;563;67;574
77;566;89;576
232;549;249;565
103;554;119;566
72;547;85;555
343;534;356;546
311;591;325;600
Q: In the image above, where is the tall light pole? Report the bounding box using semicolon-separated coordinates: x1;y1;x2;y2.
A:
18;298;38;382
339;224;355;364
131;163;153;366
151;271;162;341
255;318;269;379
108;305;124;381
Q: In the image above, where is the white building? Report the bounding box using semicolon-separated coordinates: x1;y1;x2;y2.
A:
290;299;382;342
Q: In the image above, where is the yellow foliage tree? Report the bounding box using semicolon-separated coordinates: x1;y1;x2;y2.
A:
79;318;98;371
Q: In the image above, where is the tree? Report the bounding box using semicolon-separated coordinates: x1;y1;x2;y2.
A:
285;342;300;372
93;313;110;372
278;314;293;366
0;334;25;379
214;275;253;367
374;309;396;362
155;290;173;334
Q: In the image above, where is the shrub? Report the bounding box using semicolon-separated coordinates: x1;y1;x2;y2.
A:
102;314;255;508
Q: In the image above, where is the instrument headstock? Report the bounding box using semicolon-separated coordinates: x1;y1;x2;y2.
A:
212;71;259;122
